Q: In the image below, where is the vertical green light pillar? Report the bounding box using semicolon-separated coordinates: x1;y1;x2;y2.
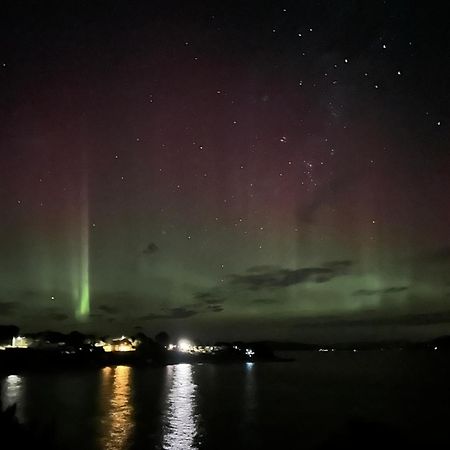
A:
76;175;90;319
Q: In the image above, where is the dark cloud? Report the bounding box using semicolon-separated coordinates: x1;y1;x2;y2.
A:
230;261;352;290
0;301;16;315
246;265;280;274
143;242;159;255
98;304;119;314
166;307;198;318
193;291;225;305
207;305;224;313
190;294;226;313
353;286;408;296
140;307;199;321
185;302;204;309
384;287;409;294
296;310;450;328
139;297;227;321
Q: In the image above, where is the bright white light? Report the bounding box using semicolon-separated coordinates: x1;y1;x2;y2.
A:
245;348;255;357
177;339;192;353
434;346;438;350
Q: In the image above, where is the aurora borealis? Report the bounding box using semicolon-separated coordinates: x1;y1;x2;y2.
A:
0;1;449;342
75;175;90;319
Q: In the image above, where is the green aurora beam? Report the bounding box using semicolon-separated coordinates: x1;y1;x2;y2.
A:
76;174;90;319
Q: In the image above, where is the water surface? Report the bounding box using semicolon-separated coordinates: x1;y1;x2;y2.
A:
2;352;450;449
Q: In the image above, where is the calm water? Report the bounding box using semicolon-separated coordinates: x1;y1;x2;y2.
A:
2;352;450;449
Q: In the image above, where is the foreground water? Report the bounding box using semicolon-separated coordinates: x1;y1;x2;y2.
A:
2;351;450;449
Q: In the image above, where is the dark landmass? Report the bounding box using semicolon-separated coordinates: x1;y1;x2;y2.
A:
1;324;449;374
0;327;290;373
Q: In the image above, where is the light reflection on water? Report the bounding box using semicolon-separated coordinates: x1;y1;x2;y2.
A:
243;362;257;445
162;364;200;450
245;362;256;412
99;366;134;450
1;374;25;422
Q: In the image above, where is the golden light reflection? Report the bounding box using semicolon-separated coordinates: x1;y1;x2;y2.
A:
162;364;200;450
1;374;25;422
99;366;134;450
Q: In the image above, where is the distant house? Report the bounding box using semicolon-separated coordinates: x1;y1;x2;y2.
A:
101;336;137;352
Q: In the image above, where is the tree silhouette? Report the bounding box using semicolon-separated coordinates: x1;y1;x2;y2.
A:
155;331;170;347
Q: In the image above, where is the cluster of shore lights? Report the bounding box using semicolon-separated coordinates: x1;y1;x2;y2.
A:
168;339;217;354
169;339;255;357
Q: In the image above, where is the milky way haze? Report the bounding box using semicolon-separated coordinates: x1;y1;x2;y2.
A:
0;1;449;342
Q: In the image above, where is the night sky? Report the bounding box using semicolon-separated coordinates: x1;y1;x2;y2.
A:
1;1;449;342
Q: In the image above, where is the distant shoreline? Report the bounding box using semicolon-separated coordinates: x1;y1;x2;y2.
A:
0;347;295;375
2;346;448;376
